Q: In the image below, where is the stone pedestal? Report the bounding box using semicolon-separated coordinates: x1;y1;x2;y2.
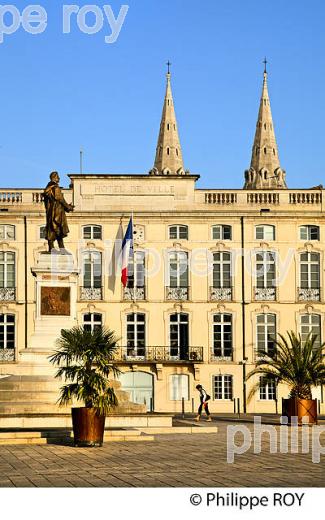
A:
27;251;79;353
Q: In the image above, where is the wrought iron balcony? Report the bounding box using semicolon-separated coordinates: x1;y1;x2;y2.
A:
80;287;103;301
0;288;16;301
165;286;189;301
123;286;146;301
254;287;277;301
114;346;203;363
210;350;233;362
0;349;15;362
210;286;232;301
298;287;320;301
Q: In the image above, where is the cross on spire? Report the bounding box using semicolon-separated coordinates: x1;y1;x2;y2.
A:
166;61;171;74
263;57;268;73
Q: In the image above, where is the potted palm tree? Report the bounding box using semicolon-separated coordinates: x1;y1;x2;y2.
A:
49;326;120;447
247;331;325;425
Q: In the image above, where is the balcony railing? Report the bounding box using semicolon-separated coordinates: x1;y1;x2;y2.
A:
123;286;146;301
298;287;320;302
114;346;204;363
166;286;189;301
80;287;103;301
0;288;16;301
0;348;15;362
210;286;232;301
254;287;277;301
210;350;233;362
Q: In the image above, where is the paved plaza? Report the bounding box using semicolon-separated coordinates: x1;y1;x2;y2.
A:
0;421;324;487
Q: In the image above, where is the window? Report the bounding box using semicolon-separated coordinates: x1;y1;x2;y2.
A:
40;226;46;239
256;251;276;289
213;375;233;400
0;252;15;289
170;313;189;359
212;314;233;359
169;225;188;240
126;313;146;357
0;314;15;350
83;251;102;288
83;313;102;332
256;314;276;355
213;252;231;288
300;314;321;348
259;377;276;400
83;225;102;240
168;251;188;288
169;374;189;401
255;225;275;241
300;252;320;289
300;225;320;241
126;251;145;289
0;225;15;241
212;225;232;241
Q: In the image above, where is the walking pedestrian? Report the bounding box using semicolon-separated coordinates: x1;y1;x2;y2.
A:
195;384;212;421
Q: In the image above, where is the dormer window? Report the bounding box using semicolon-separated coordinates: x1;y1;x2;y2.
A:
169;225;188;240
212;225;232;241
83;225;102;240
299;225;320;241
0;225;15;241
255;225;275;241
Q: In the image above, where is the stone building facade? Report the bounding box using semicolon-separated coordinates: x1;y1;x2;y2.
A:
0;69;324;416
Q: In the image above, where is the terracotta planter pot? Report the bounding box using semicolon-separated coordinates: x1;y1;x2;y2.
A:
72;407;106;447
282;398;318;425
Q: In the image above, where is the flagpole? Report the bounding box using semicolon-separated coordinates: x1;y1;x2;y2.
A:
132;211;136;305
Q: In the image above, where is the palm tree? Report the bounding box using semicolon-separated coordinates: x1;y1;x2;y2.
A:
247;331;325;401
49;326;121;415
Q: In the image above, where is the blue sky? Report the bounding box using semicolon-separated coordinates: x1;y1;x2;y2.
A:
0;0;324;189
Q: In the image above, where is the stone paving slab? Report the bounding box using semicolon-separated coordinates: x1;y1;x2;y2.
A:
0;421;324;487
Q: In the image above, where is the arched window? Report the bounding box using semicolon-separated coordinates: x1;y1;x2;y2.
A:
0;225;15;241
81;251;102;300
300;314;321;348
124;251;146;300
169;313;189;359
212;225;232;241
0;252;15;301
0;314;15;361
299;252;320;301
299;225;320;241
83;225;102;240
169;225;188;240
212;314;233;359
126;313;146;358
83;313;102;332
256;313;276;356
167;147;170;155
255;225;275;240
259;377;276;400
212;252;232;289
255;251;276;301
264;147;267;154
167;251;189;300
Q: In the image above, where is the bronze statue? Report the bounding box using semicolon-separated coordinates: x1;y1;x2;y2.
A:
43;171;74;252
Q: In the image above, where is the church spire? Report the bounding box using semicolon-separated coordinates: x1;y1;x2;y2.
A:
244;61;287;189
150;64;187;176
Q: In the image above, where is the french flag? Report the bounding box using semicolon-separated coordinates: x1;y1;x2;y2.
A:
121;217;134;287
